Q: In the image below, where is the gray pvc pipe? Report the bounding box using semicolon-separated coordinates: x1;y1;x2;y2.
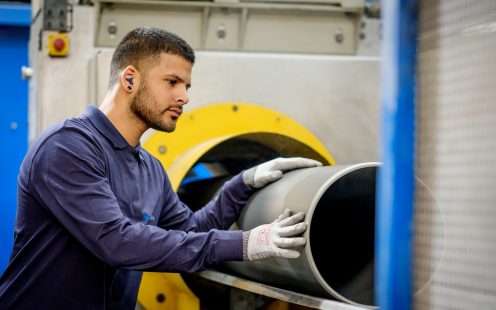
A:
223;163;379;308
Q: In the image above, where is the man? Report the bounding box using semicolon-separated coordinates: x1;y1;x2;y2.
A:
0;27;321;309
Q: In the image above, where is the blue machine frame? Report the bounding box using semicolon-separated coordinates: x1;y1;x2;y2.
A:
376;0;418;309
0;3;31;274
0;3;30;27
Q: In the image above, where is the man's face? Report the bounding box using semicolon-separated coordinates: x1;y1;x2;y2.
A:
131;52;192;132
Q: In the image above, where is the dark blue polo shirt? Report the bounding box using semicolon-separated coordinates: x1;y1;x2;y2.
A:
0;106;253;309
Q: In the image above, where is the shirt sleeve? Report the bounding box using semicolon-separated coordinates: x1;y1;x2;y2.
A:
157;173;255;233
28;127;243;272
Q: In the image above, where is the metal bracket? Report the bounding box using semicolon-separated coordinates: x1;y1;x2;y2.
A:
195;270;369;310
43;0;73;32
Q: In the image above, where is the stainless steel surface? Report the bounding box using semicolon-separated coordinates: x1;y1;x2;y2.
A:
196;269;368;310
224;164;379;308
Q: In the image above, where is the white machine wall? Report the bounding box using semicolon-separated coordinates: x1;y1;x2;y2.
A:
30;5;380;164
28;6;97;143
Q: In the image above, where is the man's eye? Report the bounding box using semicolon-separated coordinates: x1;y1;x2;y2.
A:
167;79;177;86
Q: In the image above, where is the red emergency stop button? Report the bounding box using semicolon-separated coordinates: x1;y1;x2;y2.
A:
53;38;65;51
48;33;69;57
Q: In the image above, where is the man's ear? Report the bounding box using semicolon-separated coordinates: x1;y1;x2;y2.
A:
120;66;140;93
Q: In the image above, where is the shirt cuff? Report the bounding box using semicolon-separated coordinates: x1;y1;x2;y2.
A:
230;173;257;198
214;230;244;262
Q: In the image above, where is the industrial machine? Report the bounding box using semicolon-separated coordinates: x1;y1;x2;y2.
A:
15;0;496;309
26;0;382;309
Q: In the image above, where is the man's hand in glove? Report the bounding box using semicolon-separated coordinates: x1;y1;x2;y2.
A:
243;209;307;261
242;157;322;189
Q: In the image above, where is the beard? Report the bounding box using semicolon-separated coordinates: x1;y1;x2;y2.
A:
131;84;177;133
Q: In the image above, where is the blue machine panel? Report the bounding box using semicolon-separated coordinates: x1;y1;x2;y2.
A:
0;3;30;274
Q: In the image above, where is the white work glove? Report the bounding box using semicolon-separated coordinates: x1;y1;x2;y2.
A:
242;157;322;189
243;209;307;261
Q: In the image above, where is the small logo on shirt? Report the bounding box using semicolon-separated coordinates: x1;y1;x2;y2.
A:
143;213;155;223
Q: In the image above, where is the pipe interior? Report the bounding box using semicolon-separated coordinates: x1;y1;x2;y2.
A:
310;166;377;305
177;134;326;210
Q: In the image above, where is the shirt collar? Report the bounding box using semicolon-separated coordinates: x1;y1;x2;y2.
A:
84;105;131;150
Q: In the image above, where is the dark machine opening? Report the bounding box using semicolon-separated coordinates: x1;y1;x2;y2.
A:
177;133;327;210
177;138;278;210
310;166;377;305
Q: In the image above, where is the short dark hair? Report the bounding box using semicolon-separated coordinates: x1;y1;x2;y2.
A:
108;26;195;88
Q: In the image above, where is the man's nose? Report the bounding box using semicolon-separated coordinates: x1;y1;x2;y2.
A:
176;87;189;105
